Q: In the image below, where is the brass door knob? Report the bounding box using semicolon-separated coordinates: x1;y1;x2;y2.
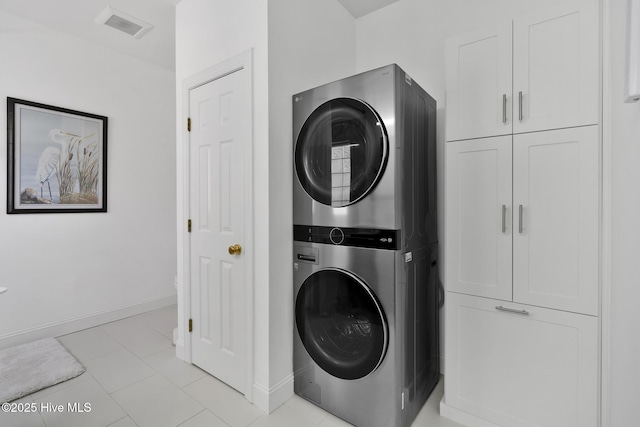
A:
228;244;242;255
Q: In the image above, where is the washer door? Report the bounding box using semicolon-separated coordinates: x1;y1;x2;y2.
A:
295;268;388;380
295;98;388;207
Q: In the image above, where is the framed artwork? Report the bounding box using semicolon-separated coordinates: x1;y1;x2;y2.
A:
7;98;107;213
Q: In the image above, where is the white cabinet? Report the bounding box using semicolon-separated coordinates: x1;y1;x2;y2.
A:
443;3;602;426
445;23;512;141
513;1;599;134
445;126;599;315
445;0;599;141
443;292;598;427
513;127;600;315
444;136;512;301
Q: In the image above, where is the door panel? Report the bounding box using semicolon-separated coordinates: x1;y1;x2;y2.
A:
189;68;249;393
295;268;388;380
445;292;598;427
294;98;388;207
513;0;599;133
445;136;512;300
513;126;599;315
445;22;512;141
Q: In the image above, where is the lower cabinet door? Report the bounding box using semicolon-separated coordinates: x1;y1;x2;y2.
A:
444;292;598;427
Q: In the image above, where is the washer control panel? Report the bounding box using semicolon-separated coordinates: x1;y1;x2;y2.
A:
293;225;399;250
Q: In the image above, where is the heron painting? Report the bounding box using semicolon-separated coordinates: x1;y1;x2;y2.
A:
7;98;108;214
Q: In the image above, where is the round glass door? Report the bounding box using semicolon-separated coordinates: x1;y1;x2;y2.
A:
295;269;388;380
295;98;388;207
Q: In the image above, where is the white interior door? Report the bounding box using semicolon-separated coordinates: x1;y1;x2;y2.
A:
189;67;250;393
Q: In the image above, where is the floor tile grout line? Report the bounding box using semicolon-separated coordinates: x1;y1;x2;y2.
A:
174;408;211;427
102;369;158;396
28;371;95;402
176;371;209;391
105;413;134;427
97;369;145;427
136;317;177;336
69;324;196;399
67;344;125;365
179;380;243;427
93;328;173;361
140;343;176;360
99;320;174;343
142;353;208;390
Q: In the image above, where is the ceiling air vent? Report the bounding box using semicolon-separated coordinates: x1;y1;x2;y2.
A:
95;6;153;39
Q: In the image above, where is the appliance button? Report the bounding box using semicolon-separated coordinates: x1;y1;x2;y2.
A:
329;228;345;245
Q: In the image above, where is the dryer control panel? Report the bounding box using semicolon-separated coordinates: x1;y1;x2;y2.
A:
293;225;399;250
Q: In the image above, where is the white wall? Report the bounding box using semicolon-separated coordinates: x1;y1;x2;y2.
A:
267;0;356;405
608;1;640;425
0;11;177;348
174;0;271;410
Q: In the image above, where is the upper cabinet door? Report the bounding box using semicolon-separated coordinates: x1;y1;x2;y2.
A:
445;23;512;142
445;136;513;301
513;0;599;134
513;126;599;315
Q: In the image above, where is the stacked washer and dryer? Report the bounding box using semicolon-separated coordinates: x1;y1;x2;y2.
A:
292;64;439;427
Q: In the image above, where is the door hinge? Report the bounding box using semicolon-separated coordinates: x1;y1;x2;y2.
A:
188;219;192;233
189;318;193;333
187;117;191;132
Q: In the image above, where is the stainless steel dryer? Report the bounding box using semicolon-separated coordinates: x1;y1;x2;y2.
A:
293;64;437;232
293;232;440;427
292;65;439;427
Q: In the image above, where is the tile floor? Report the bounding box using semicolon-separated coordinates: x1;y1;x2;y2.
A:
0;305;462;427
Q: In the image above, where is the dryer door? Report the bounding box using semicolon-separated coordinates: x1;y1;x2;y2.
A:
295;268;388;380
295;98;388;207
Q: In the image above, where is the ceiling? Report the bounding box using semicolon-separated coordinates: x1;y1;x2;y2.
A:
0;0;179;70
337;0;400;19
0;0;399;71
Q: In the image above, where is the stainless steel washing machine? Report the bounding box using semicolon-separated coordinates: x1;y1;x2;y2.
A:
293;64;437;232
293;229;440;427
293;65;439;427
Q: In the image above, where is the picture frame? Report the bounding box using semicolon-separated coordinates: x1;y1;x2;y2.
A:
7;98;108;213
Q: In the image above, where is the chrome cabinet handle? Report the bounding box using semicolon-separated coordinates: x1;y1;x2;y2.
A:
518;91;523;121
501;204;507;233
502;94;507;123
518;204;524;234
496;306;530;315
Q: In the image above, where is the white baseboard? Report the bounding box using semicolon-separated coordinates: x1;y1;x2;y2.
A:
440;396;499;427
0;293;177;350
252;374;294;414
175;341;186;361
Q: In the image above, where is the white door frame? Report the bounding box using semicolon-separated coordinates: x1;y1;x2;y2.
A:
600;0;612;425
180;50;255;402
